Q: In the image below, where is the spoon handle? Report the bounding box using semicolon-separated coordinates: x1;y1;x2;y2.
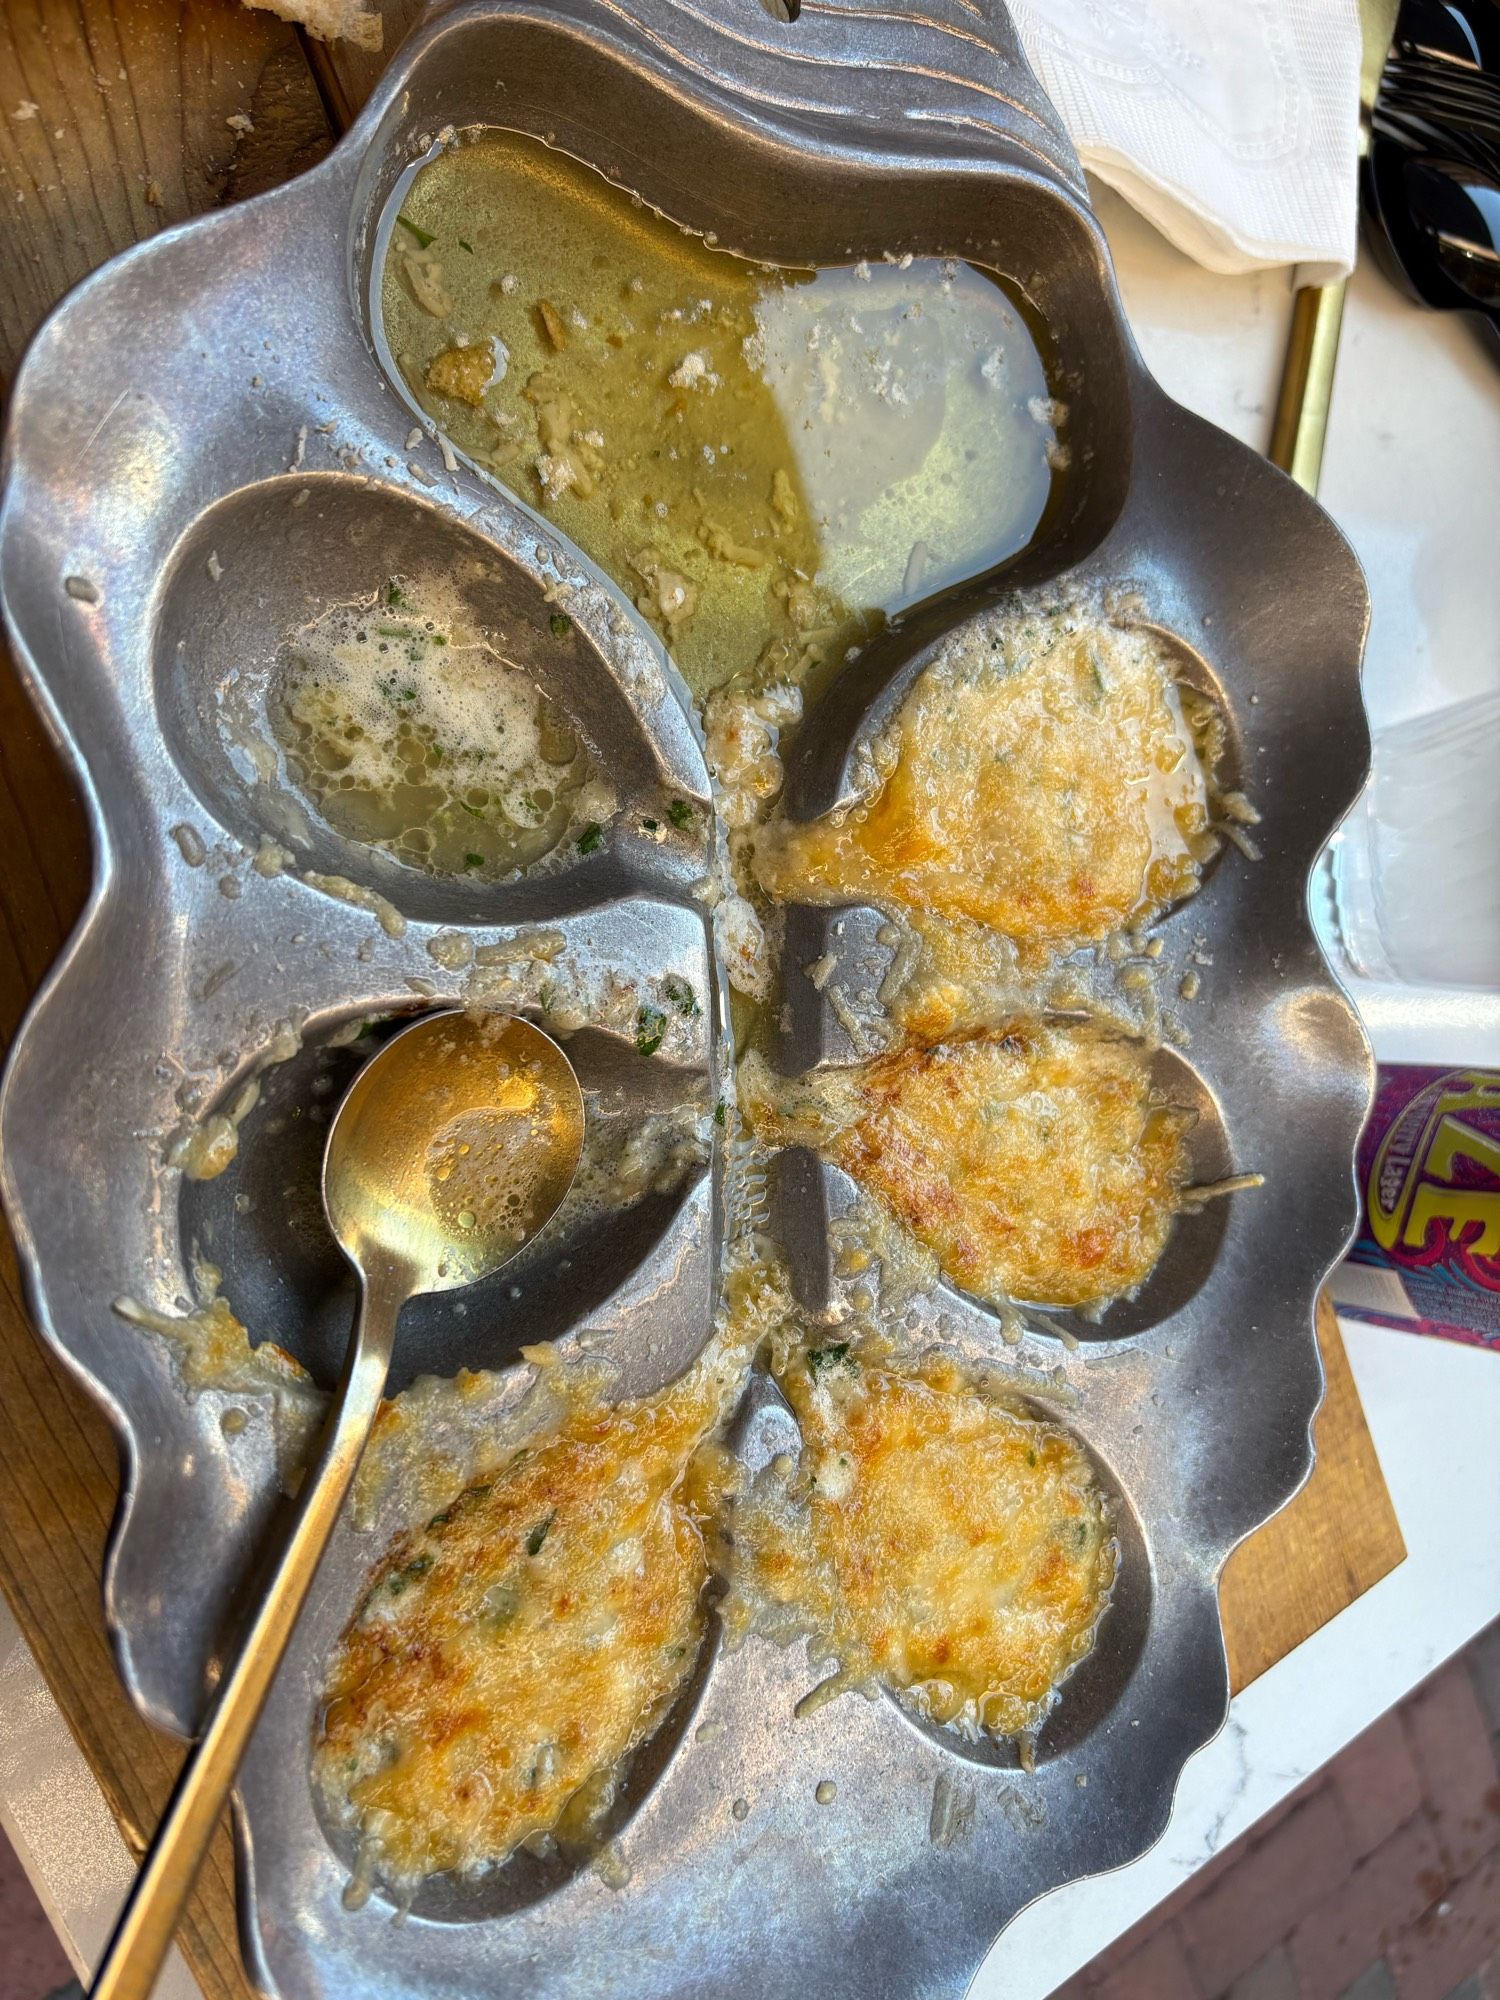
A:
89;1259;410;2000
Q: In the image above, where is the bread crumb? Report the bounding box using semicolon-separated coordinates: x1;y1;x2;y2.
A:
668;350;718;391
536;298;568;350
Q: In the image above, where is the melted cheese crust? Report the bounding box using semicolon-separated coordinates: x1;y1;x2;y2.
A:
756;611;1215;965
739;1357;1116;1738
831;1023;1190;1307
315;1367;729;1887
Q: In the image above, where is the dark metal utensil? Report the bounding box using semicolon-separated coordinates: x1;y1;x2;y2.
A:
1406;153;1500;300
1394;0;1500;77
1373;95;1498;174
1359;0;1500;356
1366;127;1500;344
1382;60;1500;138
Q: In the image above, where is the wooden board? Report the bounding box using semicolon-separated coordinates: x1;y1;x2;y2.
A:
0;0;333;385
1222;1292;1405;1692
0;3;1403;1991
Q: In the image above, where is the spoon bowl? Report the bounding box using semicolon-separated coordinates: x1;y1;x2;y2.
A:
323;1009;585;1296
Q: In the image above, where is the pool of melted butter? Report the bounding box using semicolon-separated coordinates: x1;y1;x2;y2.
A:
382;128;1065;705
272;578;612;880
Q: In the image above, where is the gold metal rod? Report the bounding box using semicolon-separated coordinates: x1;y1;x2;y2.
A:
1268;278;1349;496
88;1266;406;2000
1267;0;1395;497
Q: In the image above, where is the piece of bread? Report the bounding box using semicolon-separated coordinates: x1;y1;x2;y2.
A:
241;0;384;51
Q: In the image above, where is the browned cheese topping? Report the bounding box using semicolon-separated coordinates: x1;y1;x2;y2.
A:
729;1353;1116;1739
315;1359;733;1887
747;1021;1191;1309
756;612;1218;969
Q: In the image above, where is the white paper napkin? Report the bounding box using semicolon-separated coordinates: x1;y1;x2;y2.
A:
1007;0;1363;281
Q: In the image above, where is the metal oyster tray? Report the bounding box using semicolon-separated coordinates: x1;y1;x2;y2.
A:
0;2;1373;1996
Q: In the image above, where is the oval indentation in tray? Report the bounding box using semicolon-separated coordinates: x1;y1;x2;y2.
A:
180;1010;713;1393
311;1609;722;1924
151;474;673;925
1030;1042;1236;1344
1130;619;1253;921
772;1037;1235;1347
887;1429;1152;1769
358;118;1135;663
725;1369;1150;1772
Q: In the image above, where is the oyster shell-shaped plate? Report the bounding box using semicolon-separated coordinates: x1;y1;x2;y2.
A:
0;1;1372;1995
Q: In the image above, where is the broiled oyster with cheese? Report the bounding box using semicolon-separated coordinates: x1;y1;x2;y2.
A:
315;1360;733;1890
746;1020;1192;1310
756;608;1220;967
729;1351;1116;1741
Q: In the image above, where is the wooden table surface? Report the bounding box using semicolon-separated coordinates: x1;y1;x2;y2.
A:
0;7;1404;1994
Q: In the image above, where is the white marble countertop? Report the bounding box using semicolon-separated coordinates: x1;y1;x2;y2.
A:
3;186;1499;1999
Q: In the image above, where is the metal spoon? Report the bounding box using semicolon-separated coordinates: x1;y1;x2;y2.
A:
90;1009;585;2000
